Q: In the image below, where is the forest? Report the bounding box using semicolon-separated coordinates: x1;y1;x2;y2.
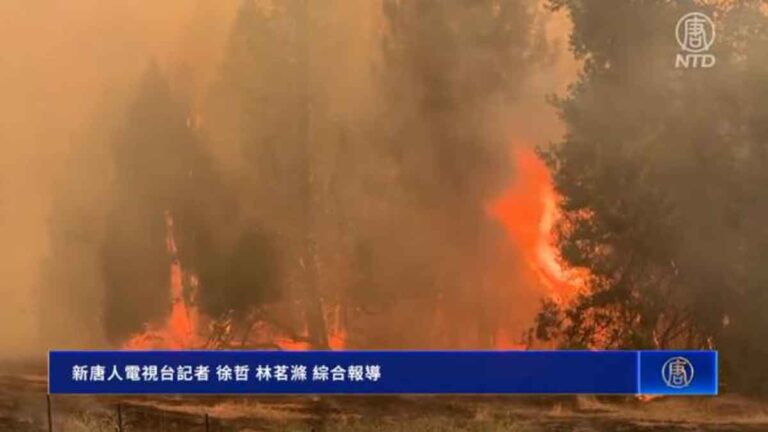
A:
20;0;768;397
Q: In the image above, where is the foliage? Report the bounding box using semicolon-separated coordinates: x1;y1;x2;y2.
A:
539;0;768;393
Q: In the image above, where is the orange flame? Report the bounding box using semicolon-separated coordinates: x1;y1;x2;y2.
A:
123;210;347;350
123;212;202;350
327;303;347;350
487;147;585;304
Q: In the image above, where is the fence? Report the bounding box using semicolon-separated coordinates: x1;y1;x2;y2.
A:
45;394;213;432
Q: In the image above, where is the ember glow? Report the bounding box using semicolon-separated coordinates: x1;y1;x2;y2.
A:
327;304;347;350
488;147;586;304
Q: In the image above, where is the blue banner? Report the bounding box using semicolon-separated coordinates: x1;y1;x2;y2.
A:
48;350;717;395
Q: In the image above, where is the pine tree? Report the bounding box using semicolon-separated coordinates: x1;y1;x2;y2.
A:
101;63;219;342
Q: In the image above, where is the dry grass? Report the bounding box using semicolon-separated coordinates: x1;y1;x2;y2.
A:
128;398;313;421
2;374;768;431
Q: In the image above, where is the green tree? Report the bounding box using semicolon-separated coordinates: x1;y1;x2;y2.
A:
540;0;768;393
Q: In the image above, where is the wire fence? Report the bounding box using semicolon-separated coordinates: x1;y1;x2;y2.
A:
45;394;216;432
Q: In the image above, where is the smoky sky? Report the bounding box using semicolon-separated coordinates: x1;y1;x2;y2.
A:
0;0;575;356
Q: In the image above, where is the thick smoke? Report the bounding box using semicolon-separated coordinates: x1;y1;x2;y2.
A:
3;0;575;355
3;0;238;353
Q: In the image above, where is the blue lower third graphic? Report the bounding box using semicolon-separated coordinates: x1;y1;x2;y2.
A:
48;350;718;395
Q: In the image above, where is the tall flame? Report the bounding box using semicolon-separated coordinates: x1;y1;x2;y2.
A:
123;212;201;350
488;147;585;304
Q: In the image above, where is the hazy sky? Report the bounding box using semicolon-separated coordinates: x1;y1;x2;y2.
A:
0;0;575;356
0;0;238;355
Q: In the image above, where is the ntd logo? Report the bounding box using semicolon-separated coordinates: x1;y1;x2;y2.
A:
675;12;716;69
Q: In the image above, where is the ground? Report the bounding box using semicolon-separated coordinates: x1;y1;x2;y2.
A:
1;373;768;431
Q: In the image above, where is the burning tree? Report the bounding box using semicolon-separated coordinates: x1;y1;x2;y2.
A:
205;0;554;349
100;63;224;344
99;60;291;350
207;0;330;349
361;0;548;347
538;0;768;393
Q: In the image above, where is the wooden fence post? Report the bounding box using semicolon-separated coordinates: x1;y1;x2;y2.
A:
117;403;123;432
46;394;53;432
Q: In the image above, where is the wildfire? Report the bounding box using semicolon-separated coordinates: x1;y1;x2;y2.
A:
123;212;347;351
487;147;585;304
123;148;574;352
327;303;347;350
123;212;202;350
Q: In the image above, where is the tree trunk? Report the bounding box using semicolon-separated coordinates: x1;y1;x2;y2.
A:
295;0;328;350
